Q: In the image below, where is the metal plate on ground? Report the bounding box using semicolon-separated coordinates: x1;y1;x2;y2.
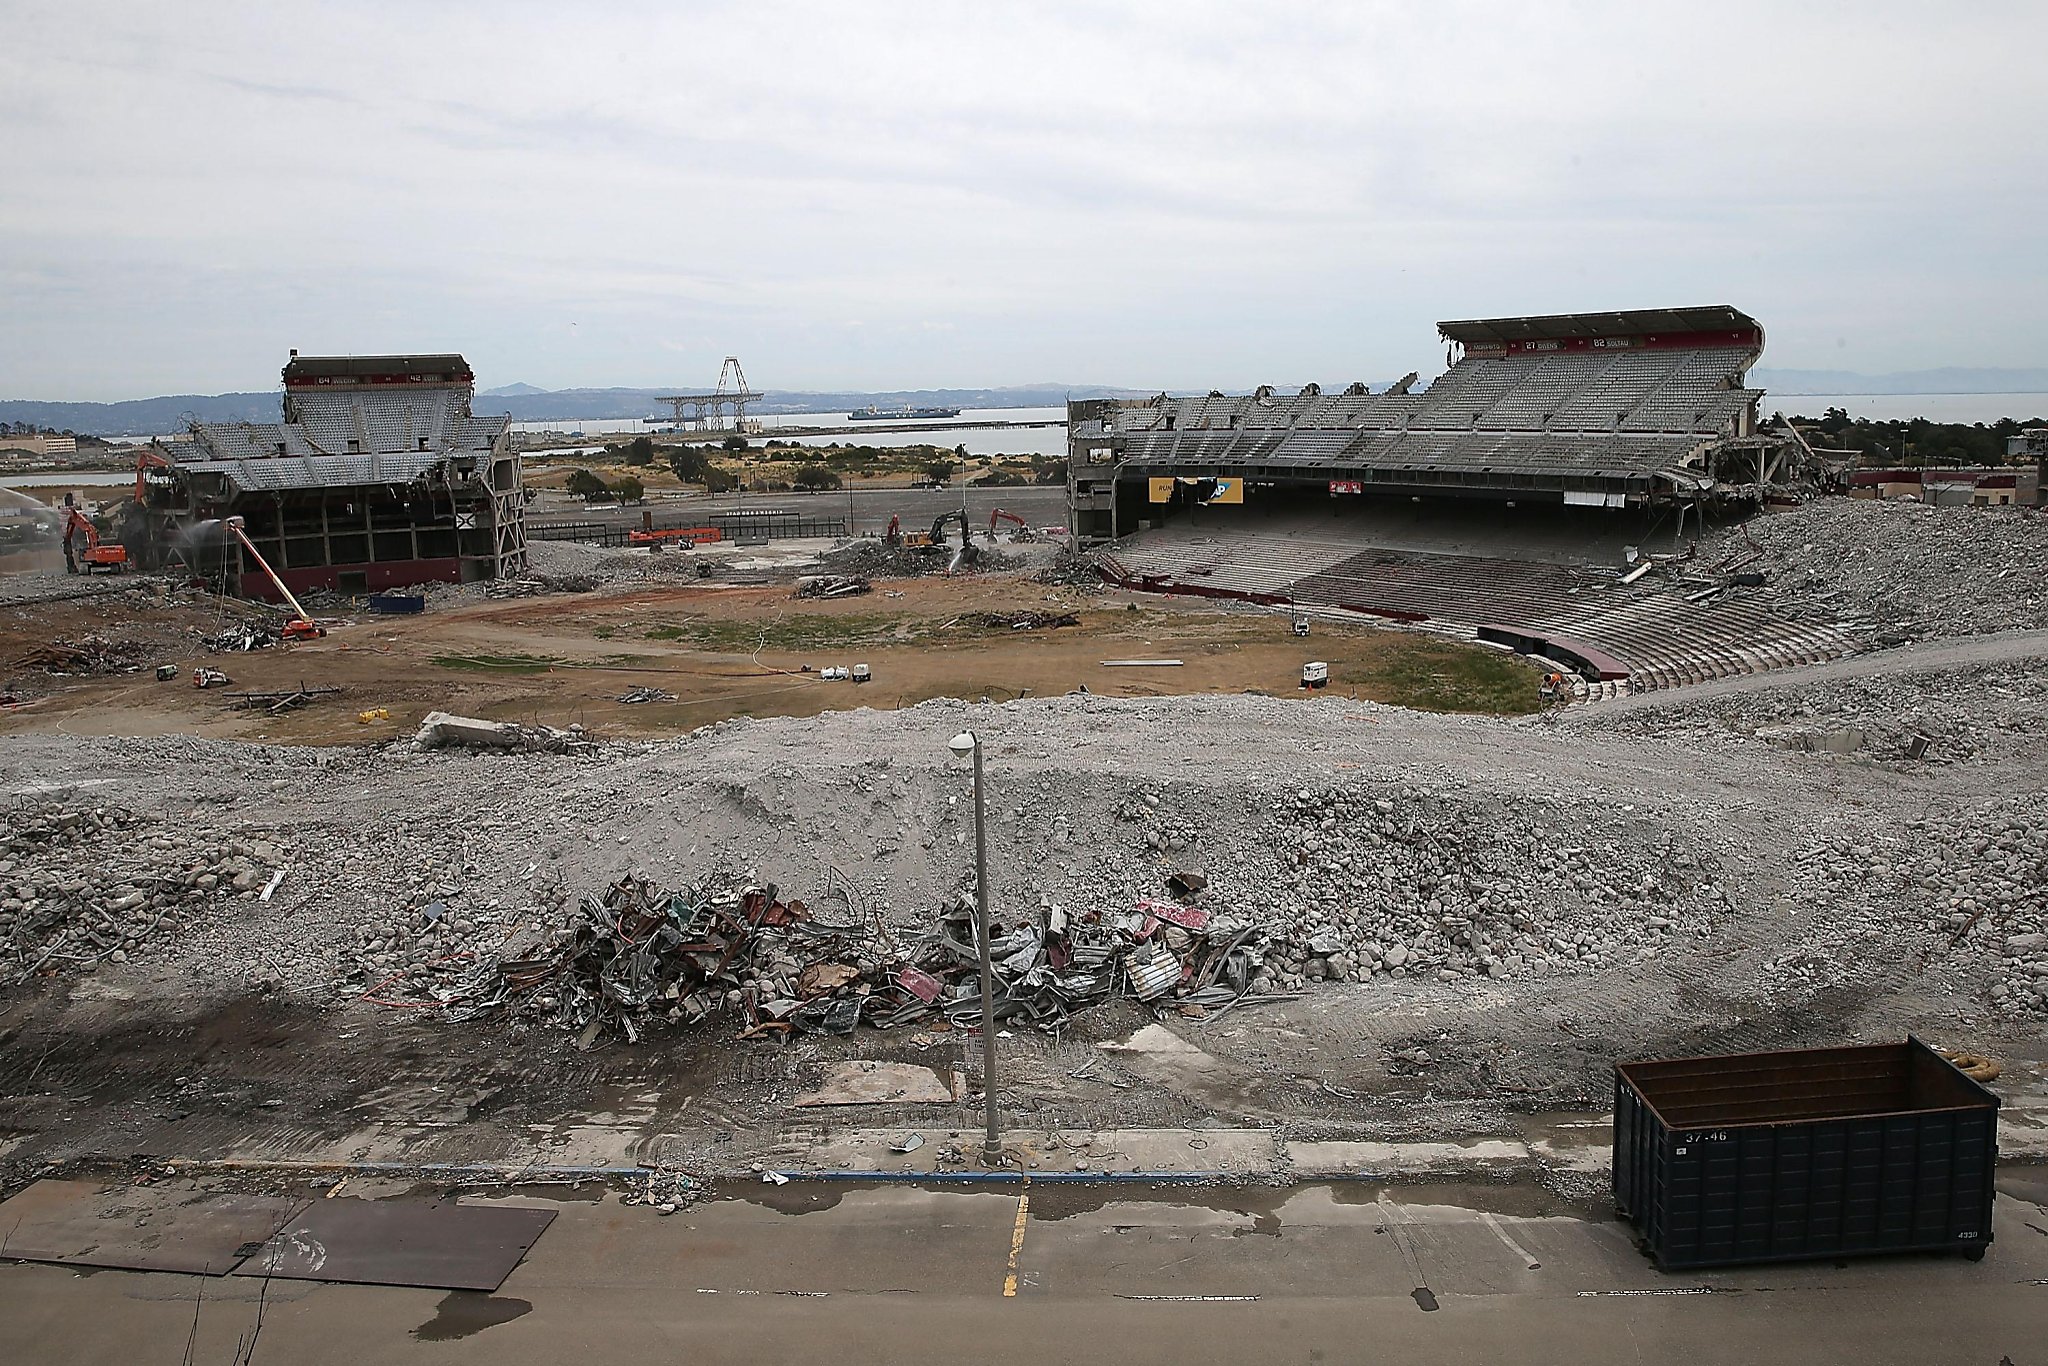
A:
232;1200;556;1291
0;1179;306;1275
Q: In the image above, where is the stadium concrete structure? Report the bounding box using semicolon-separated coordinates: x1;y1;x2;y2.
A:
138;353;526;598
1067;307;1860;696
1064;305;1811;543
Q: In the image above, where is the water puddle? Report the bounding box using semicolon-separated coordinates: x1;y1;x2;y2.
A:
411;1292;532;1340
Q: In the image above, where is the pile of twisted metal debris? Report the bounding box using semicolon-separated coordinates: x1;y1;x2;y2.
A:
484;874;1271;1044
794;574;872;600
16;635;146;675
202;624;280;653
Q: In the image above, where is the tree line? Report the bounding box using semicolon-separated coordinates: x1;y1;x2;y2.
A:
1791;408;2044;467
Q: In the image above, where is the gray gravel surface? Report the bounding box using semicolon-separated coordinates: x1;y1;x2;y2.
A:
1704;499;2048;643
2;673;2040;1086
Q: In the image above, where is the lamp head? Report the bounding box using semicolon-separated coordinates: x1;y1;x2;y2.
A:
948;731;976;759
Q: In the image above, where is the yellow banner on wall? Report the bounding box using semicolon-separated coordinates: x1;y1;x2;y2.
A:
1148;476;1245;504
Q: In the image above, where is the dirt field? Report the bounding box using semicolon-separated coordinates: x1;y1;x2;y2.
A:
0;568;1540;744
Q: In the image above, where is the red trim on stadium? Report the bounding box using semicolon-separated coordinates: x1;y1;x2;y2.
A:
285;372;475;388
238;558;464;602
1464;328;1762;358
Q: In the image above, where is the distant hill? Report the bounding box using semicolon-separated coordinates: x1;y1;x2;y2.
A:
1752;366;2048;395
0;383;1154;434
0;392;282;435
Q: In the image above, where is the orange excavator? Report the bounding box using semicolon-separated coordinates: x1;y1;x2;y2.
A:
986;508;1029;541
221;515;326;641
61;507;128;573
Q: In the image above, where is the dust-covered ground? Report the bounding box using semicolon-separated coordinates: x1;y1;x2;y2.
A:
2;502;2044;1191
2;639;2042;1187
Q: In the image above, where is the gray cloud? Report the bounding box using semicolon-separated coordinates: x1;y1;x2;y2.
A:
2;0;2043;398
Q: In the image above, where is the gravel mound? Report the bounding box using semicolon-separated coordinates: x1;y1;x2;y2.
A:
1;799;287;980
1711;500;2048;642
1577;657;2048;767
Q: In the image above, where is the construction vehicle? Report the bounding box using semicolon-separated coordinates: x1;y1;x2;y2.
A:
132;446;172;502
928;509;969;551
1300;661;1329;690
882;515;931;549
985;508;1032;542
221;516;326;641
61;507;127;573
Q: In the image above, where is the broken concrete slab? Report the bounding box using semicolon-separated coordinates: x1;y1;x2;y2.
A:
793;1060;962;1107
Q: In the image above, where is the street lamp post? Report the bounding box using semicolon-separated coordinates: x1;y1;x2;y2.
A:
948;730;1002;1166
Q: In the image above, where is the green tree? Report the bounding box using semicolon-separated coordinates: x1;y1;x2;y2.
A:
925;459;955;485
723;433;750;452
613;474;646;503
565;468;610;502
624;435;656;467
792;464;842;491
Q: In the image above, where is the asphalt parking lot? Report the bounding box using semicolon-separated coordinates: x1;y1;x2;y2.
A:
5;1176;2044;1364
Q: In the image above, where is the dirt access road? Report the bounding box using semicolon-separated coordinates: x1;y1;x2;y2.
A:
0;569;1539;744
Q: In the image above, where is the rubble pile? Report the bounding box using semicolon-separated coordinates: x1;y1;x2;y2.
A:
1576;659;2048;765
818;539;1019;578
964;609;1079;631
0;801;287;980
201;624;280;653
16;634;146;674
523;539;715;589
794;574;872;599
1034;550;1110;589
1710;501;2048;642
414;710;600;755
1767;792;2048;1014
1218;786;1722;988
357;870;1274;1044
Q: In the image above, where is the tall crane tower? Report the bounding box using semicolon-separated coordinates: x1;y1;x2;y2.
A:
654;357;763;433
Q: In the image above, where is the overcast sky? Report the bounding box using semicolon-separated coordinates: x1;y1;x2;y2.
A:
3;1;2044;400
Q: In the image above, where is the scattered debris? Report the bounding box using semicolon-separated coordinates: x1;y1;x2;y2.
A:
225;685;343;715
963;610;1079;631
617;687;678;704
794;574;872;600
202;626;281;653
413;711;597;755
453;871;1276;1045
17;636;146;675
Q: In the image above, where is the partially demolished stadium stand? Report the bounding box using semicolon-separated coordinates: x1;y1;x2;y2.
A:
1067;306;1821;543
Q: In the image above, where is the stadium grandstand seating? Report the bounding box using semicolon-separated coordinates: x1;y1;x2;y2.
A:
1100;521;1855;696
1068;306;1776;523
1064;305;1833;695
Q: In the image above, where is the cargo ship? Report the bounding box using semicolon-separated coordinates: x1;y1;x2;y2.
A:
848;404;962;421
